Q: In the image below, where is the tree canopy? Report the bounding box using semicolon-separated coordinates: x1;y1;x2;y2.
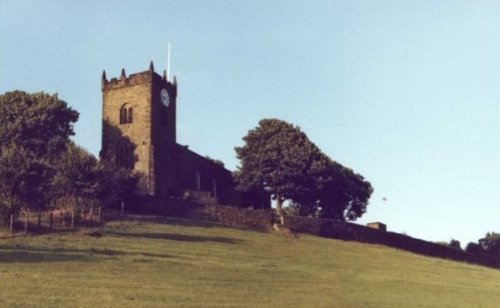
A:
235;118;373;221
0;91;138;222
52;141;99;202
0;91;78;218
53;142;139;209
0;91;79;159
466;232;500;256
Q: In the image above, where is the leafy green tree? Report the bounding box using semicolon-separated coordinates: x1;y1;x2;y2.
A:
235;118;372;221
438;239;462;250
447;239;462;251
478;232;500;256
0;91;78;217
94;160;139;208
0;145;54;221
284;202;319;217
53;142;139;209
316;163;373;221
52;142;99;208
465;242;482;254
0;91;78;159
235;119;325;214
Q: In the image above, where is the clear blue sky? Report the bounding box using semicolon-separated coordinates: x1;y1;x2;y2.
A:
2;0;500;246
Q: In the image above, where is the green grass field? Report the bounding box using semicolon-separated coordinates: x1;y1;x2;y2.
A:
1;216;500;307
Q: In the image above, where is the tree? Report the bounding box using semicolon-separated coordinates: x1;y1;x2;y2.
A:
235;119;326;214
0;145;54;222
466;233;500;255
53;142;140;209
465;242;482;254
94;160;139;208
0;91;78;216
0;91;78;160
478;232;500;256
447;239;462;251
52;142;99;208
315;162;373;221
235;118;372;221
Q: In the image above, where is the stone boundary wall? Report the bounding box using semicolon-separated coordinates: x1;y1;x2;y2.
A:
194;205;273;231
132;198;500;269
283;215;500;269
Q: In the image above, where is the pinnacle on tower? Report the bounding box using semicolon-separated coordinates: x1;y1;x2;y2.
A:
101;70;107;91
173;75;177;86
121;68;126;79
149;61;154;72
163;69;167;80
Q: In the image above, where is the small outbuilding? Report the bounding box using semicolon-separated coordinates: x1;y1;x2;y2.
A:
367;222;387;231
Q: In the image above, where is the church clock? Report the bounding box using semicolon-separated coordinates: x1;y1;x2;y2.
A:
160;88;170;107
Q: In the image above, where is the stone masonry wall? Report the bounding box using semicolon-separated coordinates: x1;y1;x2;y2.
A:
283;215;500;269
198;205;273;231
102;74;153;194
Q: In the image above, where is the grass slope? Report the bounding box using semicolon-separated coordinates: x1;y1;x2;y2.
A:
1;216;500;307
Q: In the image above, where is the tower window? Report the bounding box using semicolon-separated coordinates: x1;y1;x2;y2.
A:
120;104;133;124
116;138;134;169
128;107;133;123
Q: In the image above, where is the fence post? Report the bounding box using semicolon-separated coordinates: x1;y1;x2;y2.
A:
37;212;42;231
24;211;28;235
121;201;125;216
49;212;53;229
97;207;102;223
71;208;75;228
89;208;93;223
9;214;13;237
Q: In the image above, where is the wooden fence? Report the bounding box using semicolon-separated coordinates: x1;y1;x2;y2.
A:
0;204;125;238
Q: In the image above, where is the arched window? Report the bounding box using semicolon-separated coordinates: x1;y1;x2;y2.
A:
120;104;133;124
127;107;133;123
116;138;134;169
120;107;126;124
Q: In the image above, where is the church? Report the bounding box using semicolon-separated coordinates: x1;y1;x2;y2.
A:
100;62;269;209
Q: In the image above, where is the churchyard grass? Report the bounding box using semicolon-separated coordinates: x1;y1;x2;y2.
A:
0;215;499;307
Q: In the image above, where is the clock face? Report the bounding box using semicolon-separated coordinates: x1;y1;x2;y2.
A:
160;88;170;107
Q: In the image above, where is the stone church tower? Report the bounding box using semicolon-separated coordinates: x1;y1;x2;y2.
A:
101;62;177;196
100;61;270;209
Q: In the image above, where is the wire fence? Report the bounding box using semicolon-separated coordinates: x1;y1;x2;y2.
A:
0;203;125;238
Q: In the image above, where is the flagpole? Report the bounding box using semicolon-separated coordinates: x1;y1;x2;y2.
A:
167;43;171;82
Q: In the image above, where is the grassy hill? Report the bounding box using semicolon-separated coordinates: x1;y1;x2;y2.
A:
1;216;500;307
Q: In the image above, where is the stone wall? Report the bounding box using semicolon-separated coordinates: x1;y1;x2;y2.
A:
128;197;500;269
102;70;155;195
128;197;273;231
196;205;273;231
283;215;500;269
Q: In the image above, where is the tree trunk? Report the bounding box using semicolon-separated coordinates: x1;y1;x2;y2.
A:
9;214;14;237
37;212;41;231
275;193;283;216
24;210;28;235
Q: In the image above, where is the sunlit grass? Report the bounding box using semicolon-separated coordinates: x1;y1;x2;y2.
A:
0;215;499;307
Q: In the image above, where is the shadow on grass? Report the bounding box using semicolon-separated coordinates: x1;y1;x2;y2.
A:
0;244;177;263
105;230;244;244
119;215;225;229
0;245;103;263
116;215;270;234
89;247;176;260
